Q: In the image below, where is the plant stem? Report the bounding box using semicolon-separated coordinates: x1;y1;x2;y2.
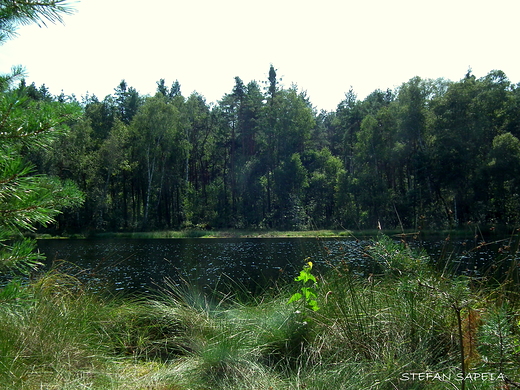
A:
455;305;465;390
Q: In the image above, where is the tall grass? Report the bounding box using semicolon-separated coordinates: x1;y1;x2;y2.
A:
0;234;519;389
0;272;114;389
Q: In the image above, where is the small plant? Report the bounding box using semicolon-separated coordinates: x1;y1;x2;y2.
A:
288;260;320;312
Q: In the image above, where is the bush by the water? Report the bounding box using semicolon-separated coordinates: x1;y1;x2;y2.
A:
0;234;519;389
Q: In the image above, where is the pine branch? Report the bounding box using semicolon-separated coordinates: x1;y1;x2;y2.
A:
0;0;75;27
0;0;75;44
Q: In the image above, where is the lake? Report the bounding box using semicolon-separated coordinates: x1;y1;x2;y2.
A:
36;235;519;295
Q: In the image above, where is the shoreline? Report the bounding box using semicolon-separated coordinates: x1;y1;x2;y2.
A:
34;225;511;240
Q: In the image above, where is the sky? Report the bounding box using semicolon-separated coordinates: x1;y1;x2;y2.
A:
0;0;519;111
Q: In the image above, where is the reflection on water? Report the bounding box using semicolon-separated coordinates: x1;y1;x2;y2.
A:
36;238;366;294
417;235;520;276
36;235;520;295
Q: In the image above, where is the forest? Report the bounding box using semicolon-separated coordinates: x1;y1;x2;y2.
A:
18;66;520;233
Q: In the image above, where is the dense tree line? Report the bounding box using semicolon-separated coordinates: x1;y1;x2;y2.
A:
20;67;520;232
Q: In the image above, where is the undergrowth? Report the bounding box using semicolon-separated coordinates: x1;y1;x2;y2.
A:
0;234;519;389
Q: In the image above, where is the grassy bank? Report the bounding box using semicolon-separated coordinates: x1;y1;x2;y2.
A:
85;229;356;239
38;223;514;240
36;229;354;240
1;235;520;389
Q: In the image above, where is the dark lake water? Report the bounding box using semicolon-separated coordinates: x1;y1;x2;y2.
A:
35;235;520;295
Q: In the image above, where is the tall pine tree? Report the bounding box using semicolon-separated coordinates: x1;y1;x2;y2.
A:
0;0;84;273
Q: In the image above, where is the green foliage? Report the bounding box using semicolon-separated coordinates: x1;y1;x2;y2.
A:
130;94;186;228
15;64;520;232
0;90;84;273
0;1;83;272
369;233;431;277
288;260;319;312
478;304;520;372
0;0;75;44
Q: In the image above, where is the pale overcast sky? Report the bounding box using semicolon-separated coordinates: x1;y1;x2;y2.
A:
0;0;519;111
